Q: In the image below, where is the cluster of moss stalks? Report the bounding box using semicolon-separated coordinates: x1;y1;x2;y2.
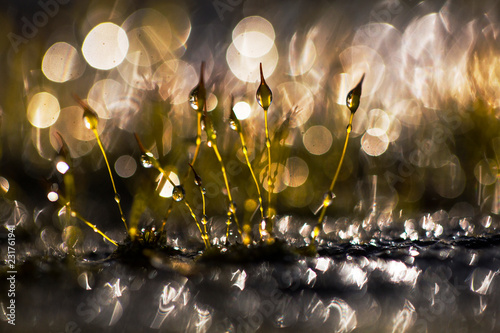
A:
51;64;365;264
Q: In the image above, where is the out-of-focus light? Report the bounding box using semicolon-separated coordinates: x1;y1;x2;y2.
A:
284;157;309;187
303;125;332;155
0;177;9;193
47;191;59;202
339;45;385;98
277;82;314;127
87;79;124;119
56;161;70;174
366;109;390;136
206;93;218;112
82;22;129;70
233;32;274;58
124;15;171;67
42;42;85;83
361;133;389;156
333;73;353;105
289;32;317;76
233;101;251;120
152;59;197;104
432;155;466;199
226;42;278;83
115;155;137;178
474;159;497;186
158;172;180;198
232;16;275;43
260;163;290;193
58;105;105;141
27;92;60;128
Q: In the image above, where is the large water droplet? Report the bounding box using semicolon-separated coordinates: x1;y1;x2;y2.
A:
189;62;206;111
346;74;365;113
140;152;155;168
172;185;185;202
189;86;204;111
256;63;272;110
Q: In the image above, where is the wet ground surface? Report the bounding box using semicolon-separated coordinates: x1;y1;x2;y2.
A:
2;228;500;332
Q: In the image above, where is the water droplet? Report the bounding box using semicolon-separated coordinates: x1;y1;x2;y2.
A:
229;119;238;131
323;191;335;207
229;202;237;214
346;74;364;114
189;62;206;111
172;185;185;202
256;63;273;110
201;119;206;130
201;215;208;225
229;103;241;131
114;194;121;203
201;187;206;194
189;86;204;111
93;227;98;233
207;141;212;147
140;152;155;168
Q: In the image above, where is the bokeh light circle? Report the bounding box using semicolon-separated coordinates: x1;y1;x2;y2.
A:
42;42;85;82
115;155;137;178
366;109;390;136
303;125;333;155
361;133;389;156
82;22;129;70
233;32;274;58
233;101;252;120
284;157;309;187
232;16;275;44
226;42;278;83
27;92;60;128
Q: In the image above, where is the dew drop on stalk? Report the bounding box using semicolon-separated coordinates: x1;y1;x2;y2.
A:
229;119;238;131
201;215;208;225
172;185;185;202
256;64;273;110
189;62;206;111
229;202;237;214
114;194;121;203
346;74;365;114
189;88;201;110
323;191;335;207
140;153;155;168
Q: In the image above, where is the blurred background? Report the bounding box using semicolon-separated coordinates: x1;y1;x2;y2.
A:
1;0;500;245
